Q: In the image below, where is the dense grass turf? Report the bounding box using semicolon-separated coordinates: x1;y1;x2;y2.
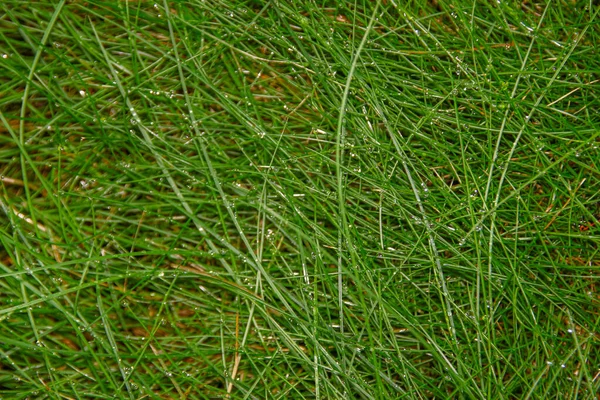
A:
1;0;599;398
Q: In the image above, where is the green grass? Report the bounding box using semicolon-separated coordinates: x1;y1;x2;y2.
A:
1;0;599;398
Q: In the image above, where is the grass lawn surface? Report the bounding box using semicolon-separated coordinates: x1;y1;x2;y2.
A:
1;0;599;398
